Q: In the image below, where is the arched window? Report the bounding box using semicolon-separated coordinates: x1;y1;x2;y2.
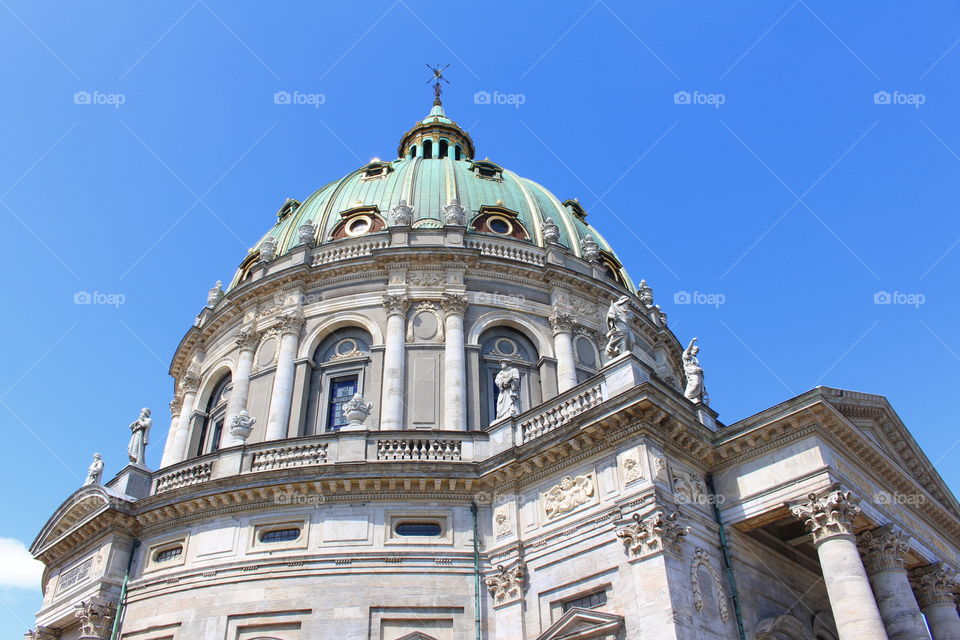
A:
195;374;231;456
455;145;462;161
479;327;541;425
305;328;373;434
438;140;449;159
410;144;417;159
422;139;433;159
572;333;600;383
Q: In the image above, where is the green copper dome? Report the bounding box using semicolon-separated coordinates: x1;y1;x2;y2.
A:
233;104;633;288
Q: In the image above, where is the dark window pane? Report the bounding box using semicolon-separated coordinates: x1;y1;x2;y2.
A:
562;589;607;612
154;546;183;563
395;522;442;537
327;376;358;432
260;528;301;544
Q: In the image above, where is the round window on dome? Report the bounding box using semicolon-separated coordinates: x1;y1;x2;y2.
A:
487;216;512;235
345;215;372;237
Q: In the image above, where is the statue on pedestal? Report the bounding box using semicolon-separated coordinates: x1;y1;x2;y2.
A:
494;361;522;420
682;337;708;405
84;454;104;486
605;296;634;357
127;408;151;465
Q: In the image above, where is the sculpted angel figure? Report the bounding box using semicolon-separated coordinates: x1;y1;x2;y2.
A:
682;337;708;404
605;296;634;357
84;453;104;486
127;408;151;465
494;361;522;420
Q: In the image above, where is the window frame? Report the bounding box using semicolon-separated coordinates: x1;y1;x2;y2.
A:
385;513;452;546
248;518;309;554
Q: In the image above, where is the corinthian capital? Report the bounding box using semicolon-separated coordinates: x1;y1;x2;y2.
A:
857;525;909;574
910;563;959;608
485;562;525;605
74;598;114;638
440;293;468;317
790;484;861;545
169;397;183;415
549;308;574;334
382;294;409;317
235;327;261;351
274;311;304;336
24;627;60;640
616;510;690;557
179;371;200;394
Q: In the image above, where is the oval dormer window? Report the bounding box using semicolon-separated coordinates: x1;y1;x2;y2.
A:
345;216;372;237
154;546;183;563
259;527;301;544
488;217;512;235
394;521;442;537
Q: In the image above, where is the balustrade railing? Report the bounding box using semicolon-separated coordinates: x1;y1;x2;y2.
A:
155;461;213;493
375;437;463;461
519;383;604;443
250;442;329;471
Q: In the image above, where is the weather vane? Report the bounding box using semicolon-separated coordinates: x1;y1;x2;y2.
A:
426;63;449;106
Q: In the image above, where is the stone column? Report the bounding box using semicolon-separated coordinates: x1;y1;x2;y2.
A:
550;309;578;393
265;312;304;440
441;294;468;430
911;563;960;640
159;397;183;468
222;327;260;447
380;294;409;430
858;525;929;640
170;373;200;463
791;485;890;640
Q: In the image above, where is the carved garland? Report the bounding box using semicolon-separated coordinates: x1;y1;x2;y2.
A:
691;548;730;623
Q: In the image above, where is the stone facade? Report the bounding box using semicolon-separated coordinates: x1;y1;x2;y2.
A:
26;101;960;640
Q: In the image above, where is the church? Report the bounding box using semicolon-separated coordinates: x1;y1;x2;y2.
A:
26;80;960;640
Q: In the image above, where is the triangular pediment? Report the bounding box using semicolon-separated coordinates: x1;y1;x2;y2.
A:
536;607;623;640
394;633;439;640
30;485;133;557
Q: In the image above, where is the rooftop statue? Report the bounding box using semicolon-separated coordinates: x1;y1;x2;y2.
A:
127;408;152;465
682;337;708;405
605;296;634;357
84;453;104;486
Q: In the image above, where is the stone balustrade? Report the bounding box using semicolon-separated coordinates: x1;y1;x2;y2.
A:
154;461;213;493
465;238;546;266
250;442;329;471
520;383;604;443
375;436;463;461
312;238;389;266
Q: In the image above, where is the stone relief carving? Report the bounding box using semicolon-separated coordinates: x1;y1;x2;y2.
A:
406;302;445;343
494;504;512;537
207;280;224;307
169;396;183;416
407;271;446;287
485;562;525;605
682;337;708;405
494;361;522;420
543;474;595;520
541;217;560;244
791;484;861;544
83;453;104;486
605;296;635;357
258;236;277;262
127;408;151;466
569;297;601;322
23;627;60;640
342;394;373;428
273;311;305;336
616;510;690;557
621;453;643;484
442;199;466;225
390;200;414;225
228;409;256;443
691;548;730;623
672;469;706;506
857;525;909;574
74;598;114;638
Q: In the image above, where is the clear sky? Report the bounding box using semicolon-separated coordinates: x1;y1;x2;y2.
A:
2;0;959;632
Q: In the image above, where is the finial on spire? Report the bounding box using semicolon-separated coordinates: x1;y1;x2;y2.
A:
426;63;450;106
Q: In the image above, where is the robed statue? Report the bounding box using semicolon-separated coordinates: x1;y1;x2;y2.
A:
494;361;522;420
682;338;708;405
128;408;152;465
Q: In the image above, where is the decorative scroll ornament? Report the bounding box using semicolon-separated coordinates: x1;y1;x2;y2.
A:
390;200;414;225
228;409;256;443
791;484;861;545
74;598;114;638
342;394;373;428
910;563;959;608
581;235;600;262
207;280;224;307
691;548;730;623
382;294;409;317
297;219;316;246
408;271;445;287
442;199;466;225
857;525;909;574
485;562;525;605
235;327;261;351
616;510;690;557
258;236;277;262
543;474;595;520
542;217;560;244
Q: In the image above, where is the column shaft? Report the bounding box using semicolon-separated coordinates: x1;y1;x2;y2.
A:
265;330;299;440
159;402;182;468
222;346;256;446
554;330;577;392
912;563;960;640
869;569;930;640
380;310;407;430
923;604;960;640
816;535;890;640
171;389;197;463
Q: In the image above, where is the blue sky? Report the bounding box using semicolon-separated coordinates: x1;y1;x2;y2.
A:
2;0;959;632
